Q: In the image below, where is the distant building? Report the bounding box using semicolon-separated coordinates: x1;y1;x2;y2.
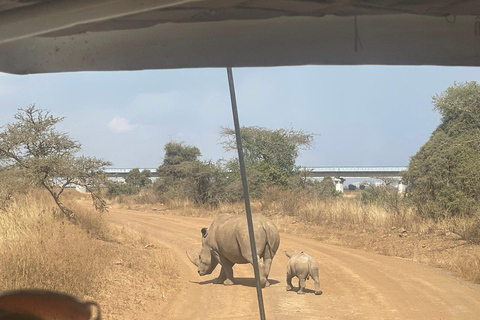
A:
108;177;125;183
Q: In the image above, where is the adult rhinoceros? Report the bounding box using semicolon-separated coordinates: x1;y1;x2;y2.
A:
187;213;280;287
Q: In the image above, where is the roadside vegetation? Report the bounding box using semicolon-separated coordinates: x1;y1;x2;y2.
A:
403;82;480;218
0;105;111;221
0;106;178;319
0;188;179;318
108;82;480;284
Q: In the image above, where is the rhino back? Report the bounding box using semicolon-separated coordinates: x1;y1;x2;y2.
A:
288;254;309;273
208;214;279;264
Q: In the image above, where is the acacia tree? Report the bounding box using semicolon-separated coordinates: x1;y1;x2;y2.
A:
403;82;480;217
220;126;314;196
0;105;111;221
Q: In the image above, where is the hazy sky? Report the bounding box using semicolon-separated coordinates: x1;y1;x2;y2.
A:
0;66;479;168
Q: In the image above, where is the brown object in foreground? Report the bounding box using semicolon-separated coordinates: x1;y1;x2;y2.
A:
0;290;101;320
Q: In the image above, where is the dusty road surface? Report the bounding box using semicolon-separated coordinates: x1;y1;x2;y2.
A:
106;208;480;320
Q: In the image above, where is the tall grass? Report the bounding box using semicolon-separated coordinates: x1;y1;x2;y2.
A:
278;197;420;232
453;251;480;283
0;188;179;317
0;189;112;297
260;188;480;242
113;188;162;206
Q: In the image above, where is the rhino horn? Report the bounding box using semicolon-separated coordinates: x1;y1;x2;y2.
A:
186;250;199;267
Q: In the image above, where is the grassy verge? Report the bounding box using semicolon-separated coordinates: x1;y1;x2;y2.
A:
0;189;179;319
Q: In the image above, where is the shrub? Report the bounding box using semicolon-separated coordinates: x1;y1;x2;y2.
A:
360;184;403;213
450;214;480;244
106;182;140;197
403;82;480;218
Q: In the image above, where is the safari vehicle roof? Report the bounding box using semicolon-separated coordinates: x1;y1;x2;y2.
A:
1;0;480;74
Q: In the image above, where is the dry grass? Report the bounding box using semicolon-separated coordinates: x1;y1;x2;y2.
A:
261;191;480;241
95;242;179;320
112;188;162;206
0;189;111;297
453;249;480;283
111;195;263;218
0;189;179;319
264;192;480;284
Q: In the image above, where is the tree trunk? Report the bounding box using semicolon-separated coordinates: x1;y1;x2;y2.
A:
42;181;77;222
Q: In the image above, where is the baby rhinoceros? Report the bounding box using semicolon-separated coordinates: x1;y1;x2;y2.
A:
285;251;322;295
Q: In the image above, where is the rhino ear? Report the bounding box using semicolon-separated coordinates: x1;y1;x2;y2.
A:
285;251;292;258
201;228;208;238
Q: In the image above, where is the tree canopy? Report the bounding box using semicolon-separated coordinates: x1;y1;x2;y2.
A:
126;168;152;188
156;141;219;206
220;126;313;191
403;82;480;217
162;141;201;165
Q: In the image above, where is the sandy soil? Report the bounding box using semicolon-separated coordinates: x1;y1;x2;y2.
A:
105;207;480;320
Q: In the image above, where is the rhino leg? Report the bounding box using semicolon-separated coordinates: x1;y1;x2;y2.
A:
262;246;274;287
219;257;235;286
213;266;227;284
256;256;269;288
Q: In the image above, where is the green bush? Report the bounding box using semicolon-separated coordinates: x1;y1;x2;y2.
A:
360;184;402;213
106;183;140;197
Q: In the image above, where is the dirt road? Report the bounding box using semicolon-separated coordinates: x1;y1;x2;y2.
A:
106;208;480;319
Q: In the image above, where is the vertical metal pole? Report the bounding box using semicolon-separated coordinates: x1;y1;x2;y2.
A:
226;67;266;320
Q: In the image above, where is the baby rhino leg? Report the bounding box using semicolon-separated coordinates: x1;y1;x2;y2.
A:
296;269;308;295
286;268;294;291
311;266;323;295
297;276;306;295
